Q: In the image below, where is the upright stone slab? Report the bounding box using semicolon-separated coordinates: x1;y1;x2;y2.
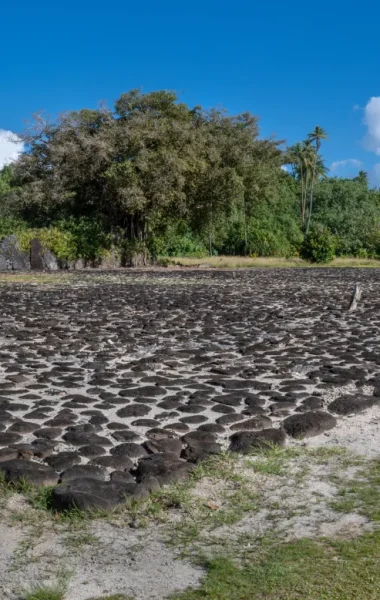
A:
0;235;30;270
30;238;44;270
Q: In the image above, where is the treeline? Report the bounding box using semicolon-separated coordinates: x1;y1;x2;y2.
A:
0;89;380;263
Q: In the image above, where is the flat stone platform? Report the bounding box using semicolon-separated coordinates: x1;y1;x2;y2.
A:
0;269;379;509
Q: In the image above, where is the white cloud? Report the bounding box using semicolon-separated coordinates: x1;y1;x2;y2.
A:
353;104;360;111
0;129;24;168
369;163;380;186
363;97;380;155
330;158;362;172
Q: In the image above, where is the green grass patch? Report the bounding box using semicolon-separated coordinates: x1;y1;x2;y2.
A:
171;531;380;600
20;575;69;600
331;458;380;520
165;255;380;269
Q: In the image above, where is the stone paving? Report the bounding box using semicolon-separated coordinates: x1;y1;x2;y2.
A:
0;269;379;510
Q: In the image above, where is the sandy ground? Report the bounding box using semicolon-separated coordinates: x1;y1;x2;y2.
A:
1;411;379;600
1;269;380;598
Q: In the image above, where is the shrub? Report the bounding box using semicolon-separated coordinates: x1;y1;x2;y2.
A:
150;221;207;258
55;217;112;261
17;228;77;261
0;217;28;238
300;227;337;263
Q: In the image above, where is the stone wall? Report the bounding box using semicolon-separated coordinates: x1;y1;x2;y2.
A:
0;235;60;271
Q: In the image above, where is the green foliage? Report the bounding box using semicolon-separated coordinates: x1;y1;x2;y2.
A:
311;175;380;257
0;216;28;238
151;221;207;257
0;165;12;197
0;90;379;261
56;217;112;262
17;228;77;261
301;226;337;263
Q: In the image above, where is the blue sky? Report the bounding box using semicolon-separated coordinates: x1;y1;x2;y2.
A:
1;0;380;183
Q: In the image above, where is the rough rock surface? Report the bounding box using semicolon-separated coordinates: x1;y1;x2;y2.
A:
0;235;30;271
51;478;148;510
0;269;379;507
229;428;287;453
0;459;58;486
282;411;337;438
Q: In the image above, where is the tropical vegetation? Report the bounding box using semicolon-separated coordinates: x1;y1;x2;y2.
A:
0;90;379;264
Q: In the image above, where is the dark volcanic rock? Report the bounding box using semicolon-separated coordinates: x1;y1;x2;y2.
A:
8;421;38;434
90;455;134;470
30;238;44;271
51;478;147;511
282;411;337;438
0;459;58;486
135;453;193;486
45;452;81;472
0;432;22;446
60;464;107;482
111;430;140;443
329;395;378;416
229;428;286;453
144;438;182;457
116;405;151;418
181;431;221;462
63;431;112;447
230;416;272;431
110;443;147;459
0;448;18;462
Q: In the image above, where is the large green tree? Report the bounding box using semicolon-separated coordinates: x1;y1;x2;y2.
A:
9;89;283;259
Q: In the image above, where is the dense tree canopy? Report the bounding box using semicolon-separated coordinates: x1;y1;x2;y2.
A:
1;89;380;263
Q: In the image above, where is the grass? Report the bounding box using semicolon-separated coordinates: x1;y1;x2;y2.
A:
4;445;380;600
169;531;380;600
0;273;74;284
63;531;100;552
90;594;134;600
165;255;380;269
331;458;380;520
20;575;70;600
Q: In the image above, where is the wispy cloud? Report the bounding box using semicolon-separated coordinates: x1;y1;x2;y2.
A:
0;129;24;168
330;158;362;172
353;104;361;111
369;163;380;186
363;97;380;155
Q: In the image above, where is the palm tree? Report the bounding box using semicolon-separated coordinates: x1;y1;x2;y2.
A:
287;133;328;232
305;127;328;233
306;153;329;234
287;143;308;227
307;126;328;153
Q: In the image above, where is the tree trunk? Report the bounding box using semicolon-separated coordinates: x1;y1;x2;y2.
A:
306;171;315;235
209;200;213;256
300;164;305;227
243;195;248;256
